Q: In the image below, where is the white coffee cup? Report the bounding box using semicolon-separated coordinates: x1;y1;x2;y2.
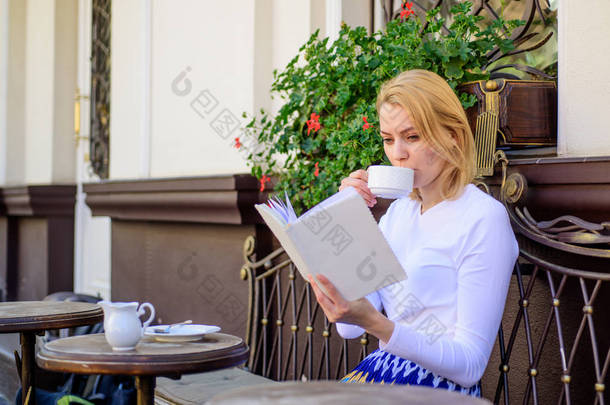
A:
367;165;414;199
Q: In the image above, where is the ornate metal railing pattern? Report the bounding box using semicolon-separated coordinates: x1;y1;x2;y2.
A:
490;156;610;405
240;236;374;381
90;0;111;179
379;0;555;79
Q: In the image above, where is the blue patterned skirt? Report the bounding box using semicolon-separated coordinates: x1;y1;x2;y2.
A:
340;349;481;398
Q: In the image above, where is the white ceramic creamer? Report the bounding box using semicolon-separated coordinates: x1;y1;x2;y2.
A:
99;301;155;351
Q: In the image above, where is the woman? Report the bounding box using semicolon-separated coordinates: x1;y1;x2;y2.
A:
308;70;518;397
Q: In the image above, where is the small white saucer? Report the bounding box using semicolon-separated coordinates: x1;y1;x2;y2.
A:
369;186;410;199
144;324;221;343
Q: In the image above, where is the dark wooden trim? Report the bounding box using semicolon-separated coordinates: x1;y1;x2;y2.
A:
507;155;610;184
84;174;264;225
0;185;76;300
47;217;75;294
84;175;259;193
487;156;610;222
1;185;77;217
6;217;18;301
0;189;6;216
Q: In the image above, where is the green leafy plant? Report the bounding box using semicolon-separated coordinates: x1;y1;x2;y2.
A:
242;2;524;214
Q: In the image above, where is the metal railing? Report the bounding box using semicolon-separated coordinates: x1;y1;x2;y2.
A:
240;237;375;381
489;163;610;405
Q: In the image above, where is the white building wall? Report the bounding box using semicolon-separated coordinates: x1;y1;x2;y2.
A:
342;0;371;32
3;0;26;186
272;1;311;76
52;0;78;182
6;1;610;185
23;0;55;183
17;0;77;184
109;0;151;179
0;0;7;185
253;0;273;116
148;0;254;178
109;0;324;180
558;0;610;156
268;1;315;115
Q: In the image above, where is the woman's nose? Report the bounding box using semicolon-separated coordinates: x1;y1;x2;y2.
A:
391;141;409;162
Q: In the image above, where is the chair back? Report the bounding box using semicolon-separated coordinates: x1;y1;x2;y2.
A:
481;171;610;405
240;236;376;381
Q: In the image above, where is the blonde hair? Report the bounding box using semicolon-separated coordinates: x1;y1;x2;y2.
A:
376;69;476;202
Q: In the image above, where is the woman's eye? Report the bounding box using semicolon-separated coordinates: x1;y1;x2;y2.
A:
406;134;420;142
382;138;393;144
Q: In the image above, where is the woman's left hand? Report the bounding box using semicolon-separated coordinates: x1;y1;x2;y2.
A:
307;274;376;327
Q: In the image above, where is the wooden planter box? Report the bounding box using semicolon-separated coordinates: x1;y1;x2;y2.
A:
459;79;557;147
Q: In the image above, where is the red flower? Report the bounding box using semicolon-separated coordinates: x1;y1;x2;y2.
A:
306;112;321;135
314;162;319;177
400;2;415;19
362;116;372;130
234;137;242;149
259;174;271;192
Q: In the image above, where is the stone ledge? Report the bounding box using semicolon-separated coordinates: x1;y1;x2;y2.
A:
84;174;263;225
0;185;76;217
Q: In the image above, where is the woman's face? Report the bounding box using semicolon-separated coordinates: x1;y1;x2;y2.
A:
378;103;447;190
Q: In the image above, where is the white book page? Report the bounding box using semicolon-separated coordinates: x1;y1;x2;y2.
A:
260;187;358;226
256;187;405;301
255;204;312;279
286;189;406;301
256;193;297;226
257;201;288;227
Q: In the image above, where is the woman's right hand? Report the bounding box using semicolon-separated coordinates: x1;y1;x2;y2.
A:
339;169;377;207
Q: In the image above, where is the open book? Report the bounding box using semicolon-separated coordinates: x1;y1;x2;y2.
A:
255;187;406;301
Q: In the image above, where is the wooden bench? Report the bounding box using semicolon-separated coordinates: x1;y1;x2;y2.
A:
156;171;610;404
154;368;275;405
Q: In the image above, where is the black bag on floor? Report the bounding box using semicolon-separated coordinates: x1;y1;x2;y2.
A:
15;378;136;405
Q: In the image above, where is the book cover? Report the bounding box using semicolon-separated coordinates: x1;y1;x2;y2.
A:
255;187;406;301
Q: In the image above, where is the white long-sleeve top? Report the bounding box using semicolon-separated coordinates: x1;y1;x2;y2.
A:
336;184;519;387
